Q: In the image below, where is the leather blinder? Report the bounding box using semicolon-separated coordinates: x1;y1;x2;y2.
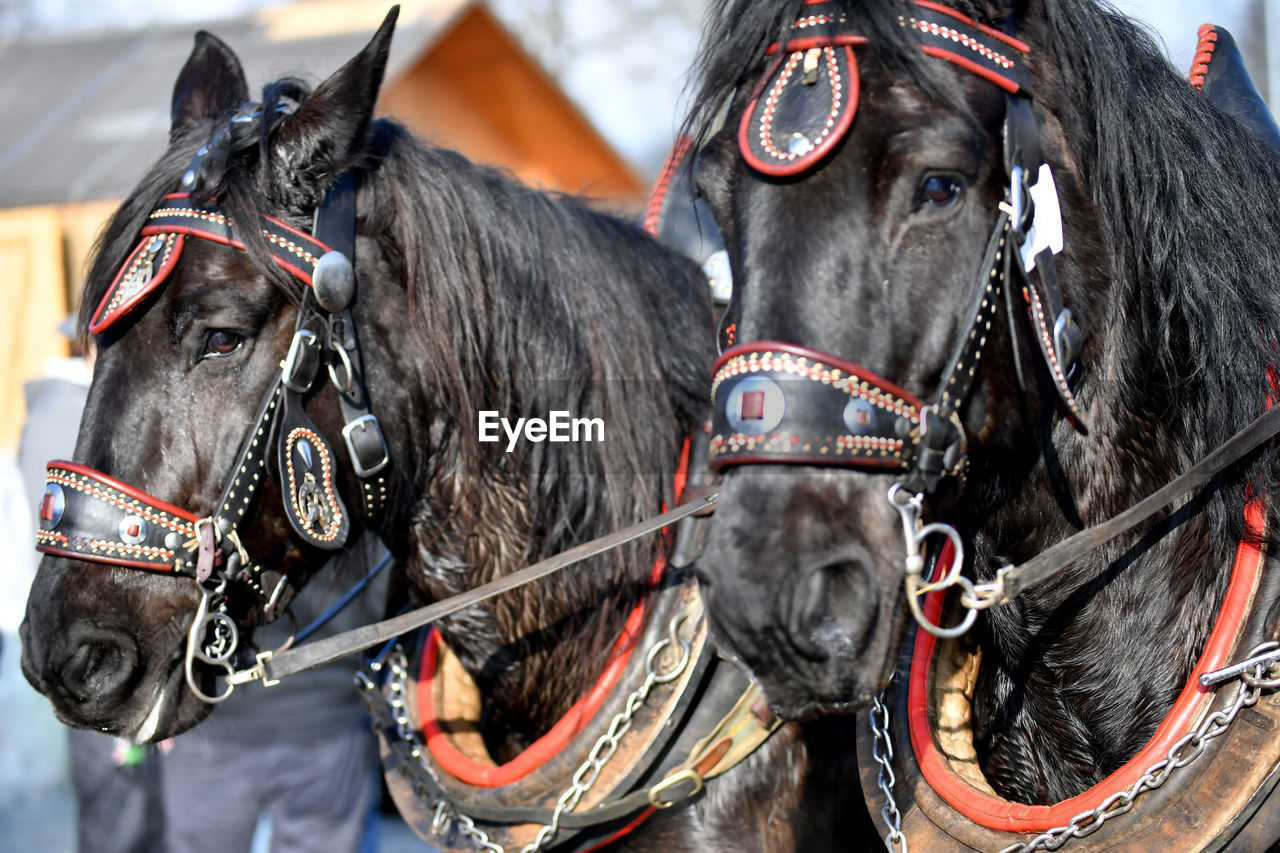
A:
740;42;861;176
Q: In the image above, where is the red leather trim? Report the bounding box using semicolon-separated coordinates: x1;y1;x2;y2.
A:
1189;24;1218;90
579;807;658;852
764;34;869;57
138;221;320;286
642;136;692;238
47;460;201;522
417;602;646;787
714;340;926;410
907;499;1267;831
912;0;1031;54
919;45;1021;94
34;544;179;573
417;443;692;787
707;448;904;470
89;233;186;335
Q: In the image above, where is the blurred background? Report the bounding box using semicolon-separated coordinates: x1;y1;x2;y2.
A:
0;1;1270;850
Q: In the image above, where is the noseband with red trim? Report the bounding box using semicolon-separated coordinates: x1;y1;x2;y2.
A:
710;0;1086;495
35;102;392;696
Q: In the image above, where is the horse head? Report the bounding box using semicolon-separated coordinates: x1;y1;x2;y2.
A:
688;0;1118;718
20;11;405;741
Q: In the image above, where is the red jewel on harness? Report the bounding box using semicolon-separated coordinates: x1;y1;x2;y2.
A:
40;484;65;528
118;515;149;546
725;377;786;434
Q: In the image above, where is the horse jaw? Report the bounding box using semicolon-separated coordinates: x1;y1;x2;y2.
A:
19;555;215;740
695;466;911;718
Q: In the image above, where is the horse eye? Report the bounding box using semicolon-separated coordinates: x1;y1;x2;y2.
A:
919;175;963;207
204;330;243;358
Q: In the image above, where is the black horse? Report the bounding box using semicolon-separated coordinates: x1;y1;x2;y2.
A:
685;0;1280;840
19;10;873;851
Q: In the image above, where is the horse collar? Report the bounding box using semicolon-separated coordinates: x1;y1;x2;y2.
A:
367;579;780;853
361;437;780;853
859;499;1280;851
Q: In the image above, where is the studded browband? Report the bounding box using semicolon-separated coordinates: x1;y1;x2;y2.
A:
711;0;1086;492
38;126;391;621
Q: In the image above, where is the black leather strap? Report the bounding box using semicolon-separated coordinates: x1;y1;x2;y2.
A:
241;493;720;686
998;404;1280;602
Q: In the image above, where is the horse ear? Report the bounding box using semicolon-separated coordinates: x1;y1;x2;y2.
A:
267;7;399;201
170;32;250;138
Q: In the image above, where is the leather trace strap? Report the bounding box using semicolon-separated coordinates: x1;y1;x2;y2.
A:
988;402;1280;605
228;492;720;688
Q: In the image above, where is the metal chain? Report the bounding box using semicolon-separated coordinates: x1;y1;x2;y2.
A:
871;690;907;852
369;604;695;853
519;613;691;853
998;642;1280;852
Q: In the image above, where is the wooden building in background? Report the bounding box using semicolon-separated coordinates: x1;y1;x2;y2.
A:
0;0;645;449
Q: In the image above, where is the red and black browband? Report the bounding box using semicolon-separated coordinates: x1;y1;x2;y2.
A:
90;193;331;335
740;0;1032;176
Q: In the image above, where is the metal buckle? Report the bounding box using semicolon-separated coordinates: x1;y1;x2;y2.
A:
1008;164;1029;234
282;329;320;392
648;768;704;808
342;414;390;477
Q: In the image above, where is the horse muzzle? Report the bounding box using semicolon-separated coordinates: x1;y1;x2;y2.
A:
19;552;209;738
695;465;910;717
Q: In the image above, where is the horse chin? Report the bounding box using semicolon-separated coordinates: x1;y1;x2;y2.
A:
20;556;213;740
122;660;213;743
696;466;910;715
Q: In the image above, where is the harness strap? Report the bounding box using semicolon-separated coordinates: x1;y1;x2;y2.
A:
994;402;1280;603
228;492;720;688
311;172;392;520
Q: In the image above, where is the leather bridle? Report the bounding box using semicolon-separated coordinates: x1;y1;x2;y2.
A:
710;0;1084;497
35;101;391;700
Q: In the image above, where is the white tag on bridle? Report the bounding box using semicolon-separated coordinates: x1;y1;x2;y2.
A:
1020;163;1064;273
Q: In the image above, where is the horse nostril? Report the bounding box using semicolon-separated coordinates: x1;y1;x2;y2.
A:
56;630;141;706
789;553;878;662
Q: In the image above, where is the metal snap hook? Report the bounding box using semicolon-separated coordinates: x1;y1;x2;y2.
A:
328;339;355;394
183;582;236;704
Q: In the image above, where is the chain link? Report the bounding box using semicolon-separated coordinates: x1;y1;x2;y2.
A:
871;691;907;852
370;604;695;853
999;642;1278;852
